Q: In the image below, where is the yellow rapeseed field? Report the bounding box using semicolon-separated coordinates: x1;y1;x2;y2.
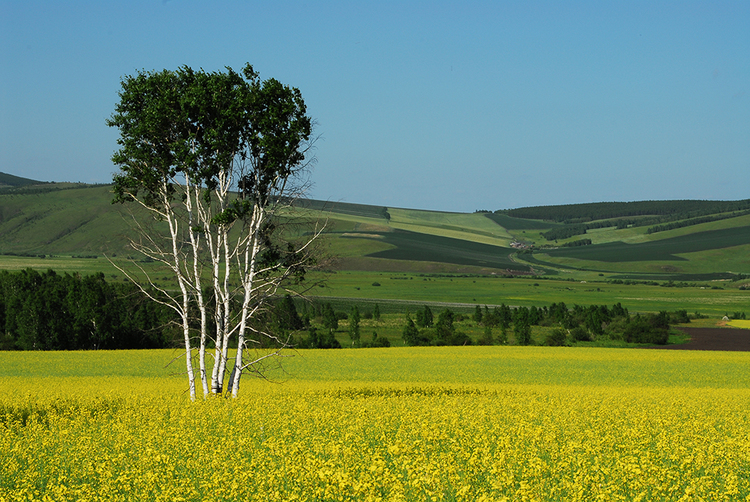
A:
1;347;750;501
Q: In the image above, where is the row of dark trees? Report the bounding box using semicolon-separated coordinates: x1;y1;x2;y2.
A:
402;302;680;347
0;272;377;352
0;269;680;351
265;298;389;349
645;210;750;234
503;199;750;223
0;269;177;350
541;208;750;241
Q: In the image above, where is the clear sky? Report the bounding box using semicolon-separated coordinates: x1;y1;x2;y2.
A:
1;1;748;212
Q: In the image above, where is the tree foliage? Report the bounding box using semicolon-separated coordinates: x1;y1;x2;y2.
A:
415;305;433;328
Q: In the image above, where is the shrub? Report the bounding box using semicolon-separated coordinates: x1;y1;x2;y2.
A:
621;313;669;345
363;332;391;348
477;325;494;346
570;325;591;342
544;328;568;346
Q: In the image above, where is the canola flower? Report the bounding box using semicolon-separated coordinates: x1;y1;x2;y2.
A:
1;347;750;501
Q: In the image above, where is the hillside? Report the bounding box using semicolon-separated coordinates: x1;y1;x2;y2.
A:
0;180;748;280
0;184;138;256
0;171;46;189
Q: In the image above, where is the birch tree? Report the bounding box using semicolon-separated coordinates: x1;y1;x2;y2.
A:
107;64;318;399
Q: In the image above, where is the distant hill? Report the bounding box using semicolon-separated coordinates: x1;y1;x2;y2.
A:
0;173;748;277
0;171;46;189
0;183;135;256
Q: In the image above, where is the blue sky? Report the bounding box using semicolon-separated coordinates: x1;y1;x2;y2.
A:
1;1;748;212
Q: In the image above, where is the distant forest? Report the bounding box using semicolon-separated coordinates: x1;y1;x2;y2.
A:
0;269;324;352
501;199;750;223
0;269;176;350
495;200;750;241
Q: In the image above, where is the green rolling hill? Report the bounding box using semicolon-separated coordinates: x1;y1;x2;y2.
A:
0;174;748;281
0;184;138;256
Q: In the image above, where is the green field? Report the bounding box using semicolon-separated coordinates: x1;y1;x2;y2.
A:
351;229;526;271
543;226;750;262
0;184;140;256
307;271;749;317
3;182;750;278
2;252;748;318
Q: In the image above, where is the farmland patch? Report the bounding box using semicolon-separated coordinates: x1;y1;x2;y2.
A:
544;225;750;262
483;212;560;230
345;230;529;272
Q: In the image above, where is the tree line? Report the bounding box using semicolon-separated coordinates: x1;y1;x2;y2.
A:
541;207;750;242
268;298;390;349
402;302;684;347
0;269;176;350
645;210;750;234
502;199;750;223
0;269;686;351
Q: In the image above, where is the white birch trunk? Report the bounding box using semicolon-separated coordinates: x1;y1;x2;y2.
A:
161;182;197;402
215;233;233;393
186;179;210;398
230;202;264;397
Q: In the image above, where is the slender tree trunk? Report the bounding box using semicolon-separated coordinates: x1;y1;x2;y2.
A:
216;233;233;393
209;230;225;394
179;280;196;401
231;204;263;397
206;168;234;395
162;183;196;401
186;178;209;397
210;226;234;395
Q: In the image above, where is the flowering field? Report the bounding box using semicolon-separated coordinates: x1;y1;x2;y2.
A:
2;347;750;501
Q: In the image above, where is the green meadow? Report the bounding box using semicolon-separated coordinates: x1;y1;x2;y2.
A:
309;271;748;317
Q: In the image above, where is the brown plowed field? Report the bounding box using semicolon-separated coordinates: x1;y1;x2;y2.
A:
657;327;750;351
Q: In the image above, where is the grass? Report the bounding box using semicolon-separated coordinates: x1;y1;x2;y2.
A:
528;242;750;276
0;254;120;275
0;184;141;256
2;253;747;318
483;212;560;230
303;271;749;317
0;171;44;188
